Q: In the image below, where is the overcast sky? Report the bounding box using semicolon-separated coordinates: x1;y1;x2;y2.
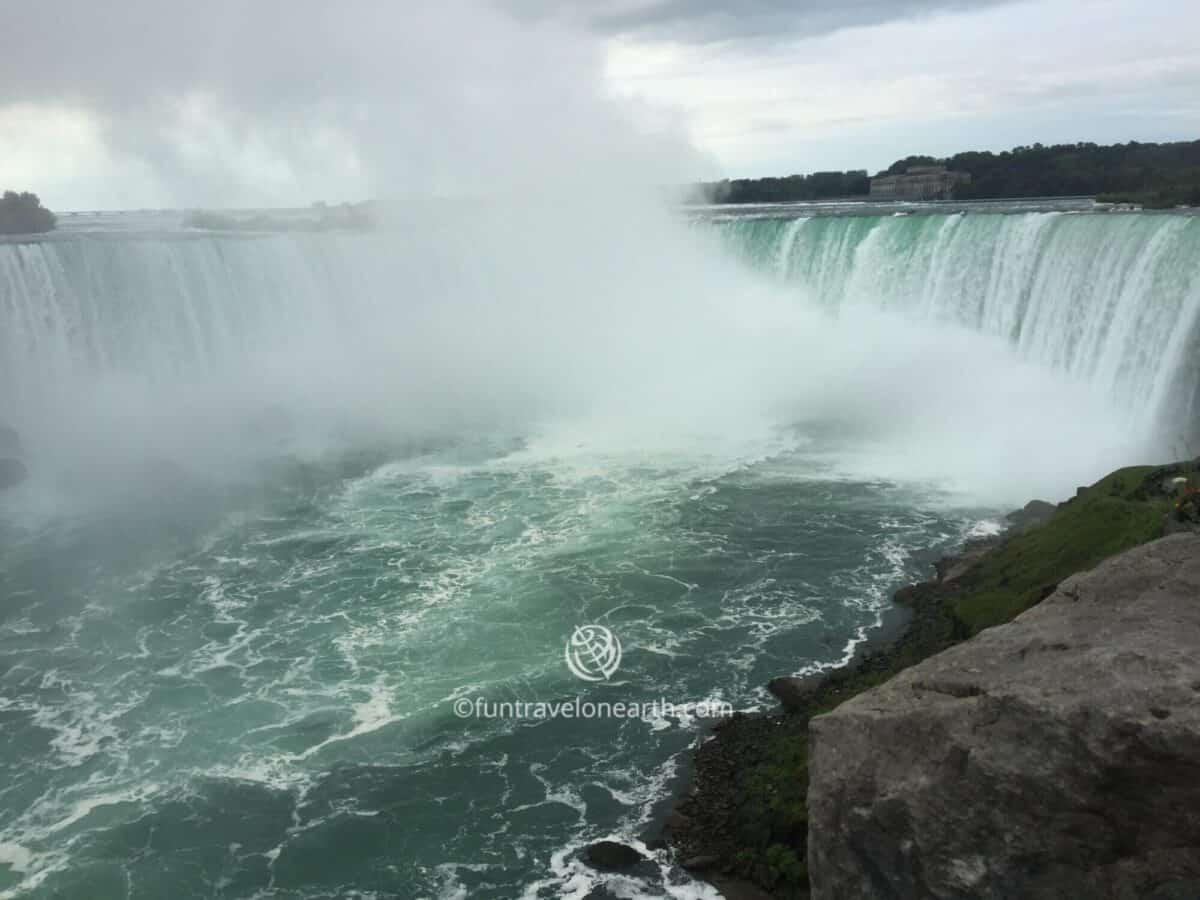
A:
1;0;1196;209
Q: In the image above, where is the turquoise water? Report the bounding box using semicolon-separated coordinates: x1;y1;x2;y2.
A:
0;431;987;898
1;206;1196;897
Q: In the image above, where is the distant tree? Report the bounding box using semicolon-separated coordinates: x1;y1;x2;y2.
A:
0;191;56;234
699;140;1200;205
884;155;937;176
692;170;870;204
888;140;1200;202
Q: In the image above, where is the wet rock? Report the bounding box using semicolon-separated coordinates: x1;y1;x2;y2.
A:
662;811;692;834
583;841;644;871
767;674;825;713
1005;498;1058;531
680;854;721;871
808;534;1200;900
1165;513;1200;536
1147;880;1200;900
706;875;778;900
933;534;1005;584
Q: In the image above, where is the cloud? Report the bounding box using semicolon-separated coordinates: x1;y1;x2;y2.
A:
2;0;1195;206
1;1;705;207
500;0;1018;43
601;0;1200;176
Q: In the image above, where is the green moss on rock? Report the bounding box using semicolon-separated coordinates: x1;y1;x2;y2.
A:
951;466;1169;632
670;464;1179;898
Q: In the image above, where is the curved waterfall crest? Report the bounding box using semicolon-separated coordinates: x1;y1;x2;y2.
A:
2;212;1199;446
719;211;1200;434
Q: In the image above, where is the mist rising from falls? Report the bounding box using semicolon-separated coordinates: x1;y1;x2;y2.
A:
718;211;1200;449
0;207;799;476
1;208;1192;506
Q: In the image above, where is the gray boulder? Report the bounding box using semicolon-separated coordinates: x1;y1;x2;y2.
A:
807;533;1200;900
583;840;644;871
768;674;826;713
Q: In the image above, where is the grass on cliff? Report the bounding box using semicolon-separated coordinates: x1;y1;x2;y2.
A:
950;466;1170;633
726;464;1174;896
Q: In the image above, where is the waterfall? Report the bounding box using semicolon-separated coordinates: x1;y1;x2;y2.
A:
2;211;1198;451
717;212;1200;439
0;234;389;392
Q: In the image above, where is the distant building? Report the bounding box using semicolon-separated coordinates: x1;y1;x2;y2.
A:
870;165;971;201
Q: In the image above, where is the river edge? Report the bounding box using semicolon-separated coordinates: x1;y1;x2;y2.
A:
654;532;1013;900
650;461;1198;899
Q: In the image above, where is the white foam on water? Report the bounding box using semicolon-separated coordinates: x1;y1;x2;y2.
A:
5;208;1191;897
965;518;1006;539
297;675;398;759
517;833;725;900
29;672;130;770
0;844;32;874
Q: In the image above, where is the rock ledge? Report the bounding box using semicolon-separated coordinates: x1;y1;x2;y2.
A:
808;533;1200;900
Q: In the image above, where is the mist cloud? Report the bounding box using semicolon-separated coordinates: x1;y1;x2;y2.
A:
500;0;1018;44
1;1;705;207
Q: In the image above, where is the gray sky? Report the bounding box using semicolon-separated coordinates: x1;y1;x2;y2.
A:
1;0;1196;209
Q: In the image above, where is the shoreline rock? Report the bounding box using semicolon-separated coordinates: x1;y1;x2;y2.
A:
808;533;1200;899
583;841;645;871
766;675;826;713
661;461;1198;897
660;519;999;892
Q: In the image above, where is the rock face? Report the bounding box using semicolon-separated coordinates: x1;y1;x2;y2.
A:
583;840;644;871
807;533;1200;900
1004;498;1058;531
768;674;826;713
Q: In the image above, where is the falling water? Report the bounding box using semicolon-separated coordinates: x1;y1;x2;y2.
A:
716;210;1200;439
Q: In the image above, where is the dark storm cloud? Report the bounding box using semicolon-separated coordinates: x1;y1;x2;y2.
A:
499;0;1019;43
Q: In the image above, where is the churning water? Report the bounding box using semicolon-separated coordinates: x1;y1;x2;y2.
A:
0;204;1197;898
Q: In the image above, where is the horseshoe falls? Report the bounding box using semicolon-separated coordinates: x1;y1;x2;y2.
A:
715;211;1200;436
0;207;1197;899
5;211;1198;443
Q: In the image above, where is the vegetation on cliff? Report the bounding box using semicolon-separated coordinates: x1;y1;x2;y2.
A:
692;139;1200;206
694;170;869;204
667;463;1195;897
887;140;1200;203
0;191;56;234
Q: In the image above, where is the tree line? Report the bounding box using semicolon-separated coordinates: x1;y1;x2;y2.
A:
0;191;56;234
695;140;1200;207
696;170;869;204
